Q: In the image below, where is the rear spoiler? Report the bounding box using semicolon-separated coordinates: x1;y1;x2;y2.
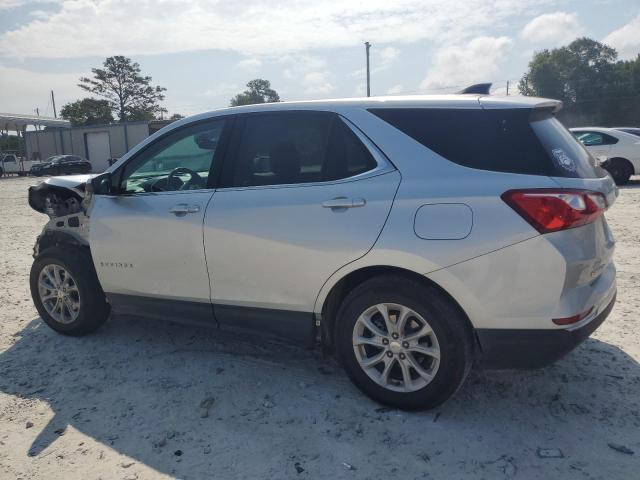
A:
458;83;563;113
458;83;492;95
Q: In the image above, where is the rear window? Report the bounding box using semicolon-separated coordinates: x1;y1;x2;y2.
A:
369;108;604;178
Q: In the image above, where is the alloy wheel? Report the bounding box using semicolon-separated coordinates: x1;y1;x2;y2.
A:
352;303;440;392
38;264;81;324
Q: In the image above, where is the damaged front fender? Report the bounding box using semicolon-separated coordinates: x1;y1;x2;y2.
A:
29;174;96;257
28;174;96;216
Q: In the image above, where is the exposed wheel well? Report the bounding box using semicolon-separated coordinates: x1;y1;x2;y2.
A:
320;265;476;351
36;231;89;258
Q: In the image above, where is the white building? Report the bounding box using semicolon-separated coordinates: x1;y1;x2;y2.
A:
24;120;170;172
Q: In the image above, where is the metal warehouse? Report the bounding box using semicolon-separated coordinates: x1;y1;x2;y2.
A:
24;120;170;172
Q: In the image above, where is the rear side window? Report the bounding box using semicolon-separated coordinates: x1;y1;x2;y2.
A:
369;108;604;178
227;112;377;187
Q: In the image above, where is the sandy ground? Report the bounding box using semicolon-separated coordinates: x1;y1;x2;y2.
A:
0;175;639;480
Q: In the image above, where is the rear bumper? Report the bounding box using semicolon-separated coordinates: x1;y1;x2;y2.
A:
476;292;616;369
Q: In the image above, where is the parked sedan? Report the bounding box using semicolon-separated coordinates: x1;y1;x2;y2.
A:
614;127;640;138
30;155;92;176
570;127;640;184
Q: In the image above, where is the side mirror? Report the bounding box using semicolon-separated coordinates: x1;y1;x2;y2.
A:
88;172;113;195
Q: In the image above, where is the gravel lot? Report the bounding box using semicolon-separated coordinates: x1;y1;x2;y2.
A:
1;175;639;480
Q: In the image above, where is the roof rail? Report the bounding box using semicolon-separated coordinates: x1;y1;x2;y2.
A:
457;83;492;95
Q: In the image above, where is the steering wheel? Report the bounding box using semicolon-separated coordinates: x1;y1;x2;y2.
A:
166;167;205;190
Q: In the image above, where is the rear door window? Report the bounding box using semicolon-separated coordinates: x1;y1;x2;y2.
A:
225;111;377;188
369;108;605;178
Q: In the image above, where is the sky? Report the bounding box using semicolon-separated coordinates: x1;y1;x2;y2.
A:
0;0;639;118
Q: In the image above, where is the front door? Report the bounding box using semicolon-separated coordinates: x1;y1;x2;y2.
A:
90;118;229;322
203;111;400;342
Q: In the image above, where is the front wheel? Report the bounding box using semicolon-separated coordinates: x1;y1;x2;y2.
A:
30;246;110;335
335;275;473;410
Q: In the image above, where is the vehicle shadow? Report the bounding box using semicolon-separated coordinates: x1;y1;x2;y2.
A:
1;314;639;478
619;177;640;189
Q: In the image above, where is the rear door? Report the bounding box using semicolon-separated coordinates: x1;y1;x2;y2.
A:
203;111;400;342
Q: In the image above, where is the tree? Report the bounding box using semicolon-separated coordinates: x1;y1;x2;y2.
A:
60;98;114;126
230;79;280;106
519;38;640;125
79;56;167;122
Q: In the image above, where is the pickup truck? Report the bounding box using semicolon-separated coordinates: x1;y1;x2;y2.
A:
0;154;43;176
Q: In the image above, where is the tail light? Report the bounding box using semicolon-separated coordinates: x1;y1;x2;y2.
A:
502;189;607;234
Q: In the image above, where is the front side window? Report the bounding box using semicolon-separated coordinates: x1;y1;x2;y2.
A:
228;112;376;188
119;119;226;193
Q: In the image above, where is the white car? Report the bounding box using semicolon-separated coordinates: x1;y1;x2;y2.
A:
28;95;617;409
570;127;640;185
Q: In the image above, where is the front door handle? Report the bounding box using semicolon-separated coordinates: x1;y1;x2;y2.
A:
169;204;201;216
322;197;366;209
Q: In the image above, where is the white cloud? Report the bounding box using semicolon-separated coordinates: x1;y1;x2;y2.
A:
0;0;550;58
603;15;640;60
203;83;240;98
0;0;54;10
348;44;401;80
379;46;400;63
0;63;83;115
520;11;582;45
354;84;366;97
277;54;334;97
302;71;335;96
387;84;404;95
237;58;262;71
420;36;512;91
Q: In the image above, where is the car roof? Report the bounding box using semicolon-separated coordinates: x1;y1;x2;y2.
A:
179;94;562;123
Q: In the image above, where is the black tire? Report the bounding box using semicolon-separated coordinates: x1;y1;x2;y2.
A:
335;275;473;410
607;158;633;185
30;246;110;335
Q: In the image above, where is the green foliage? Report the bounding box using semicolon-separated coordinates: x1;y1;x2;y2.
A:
0;133;22;152
519;38;640;125
230;79;280;106
60;98;114;126
79;56;167;122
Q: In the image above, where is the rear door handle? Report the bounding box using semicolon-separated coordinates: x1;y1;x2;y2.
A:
169;204;201;216
322;197;366;209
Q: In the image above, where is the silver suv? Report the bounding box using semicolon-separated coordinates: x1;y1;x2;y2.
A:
28;95;617;409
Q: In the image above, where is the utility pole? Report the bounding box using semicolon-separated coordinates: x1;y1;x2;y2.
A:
506;81;510;96
365;41;371;97
51;90;57;118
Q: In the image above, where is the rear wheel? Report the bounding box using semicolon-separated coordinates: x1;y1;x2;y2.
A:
335;275;473;410
30;246;110;335
606;158;633;185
